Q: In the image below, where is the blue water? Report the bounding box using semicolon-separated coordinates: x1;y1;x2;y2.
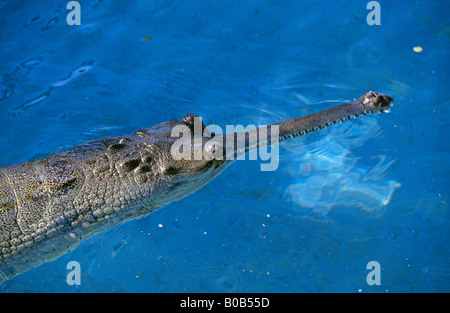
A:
0;0;448;292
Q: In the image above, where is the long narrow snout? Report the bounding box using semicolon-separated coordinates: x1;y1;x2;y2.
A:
219;91;393;160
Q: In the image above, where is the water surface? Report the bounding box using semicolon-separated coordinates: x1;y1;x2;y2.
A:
0;0;448;292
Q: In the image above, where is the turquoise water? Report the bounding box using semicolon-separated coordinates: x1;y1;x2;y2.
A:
0;0;448;292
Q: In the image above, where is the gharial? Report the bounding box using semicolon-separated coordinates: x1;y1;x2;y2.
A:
0;91;393;284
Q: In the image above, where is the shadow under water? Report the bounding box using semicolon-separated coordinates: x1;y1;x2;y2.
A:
284;117;401;216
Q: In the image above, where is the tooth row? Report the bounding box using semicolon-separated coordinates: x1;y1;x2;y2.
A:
363;108;390;114
278;107;391;142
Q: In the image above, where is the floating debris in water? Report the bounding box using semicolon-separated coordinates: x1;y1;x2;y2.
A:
413;46;423;53
142;35;152;42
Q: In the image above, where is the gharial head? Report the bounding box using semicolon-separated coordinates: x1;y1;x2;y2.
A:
130;91;393;204
359;91;394;113
133;113;229;202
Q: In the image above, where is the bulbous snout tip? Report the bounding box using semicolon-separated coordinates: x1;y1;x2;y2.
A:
377;93;394;108
361;91;394;113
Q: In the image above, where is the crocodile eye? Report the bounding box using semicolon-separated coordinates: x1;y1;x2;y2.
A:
204;140;224;160
182;113;207;132
182;113;198;126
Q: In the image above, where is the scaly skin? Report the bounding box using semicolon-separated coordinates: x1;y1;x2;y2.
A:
0;91;393;284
